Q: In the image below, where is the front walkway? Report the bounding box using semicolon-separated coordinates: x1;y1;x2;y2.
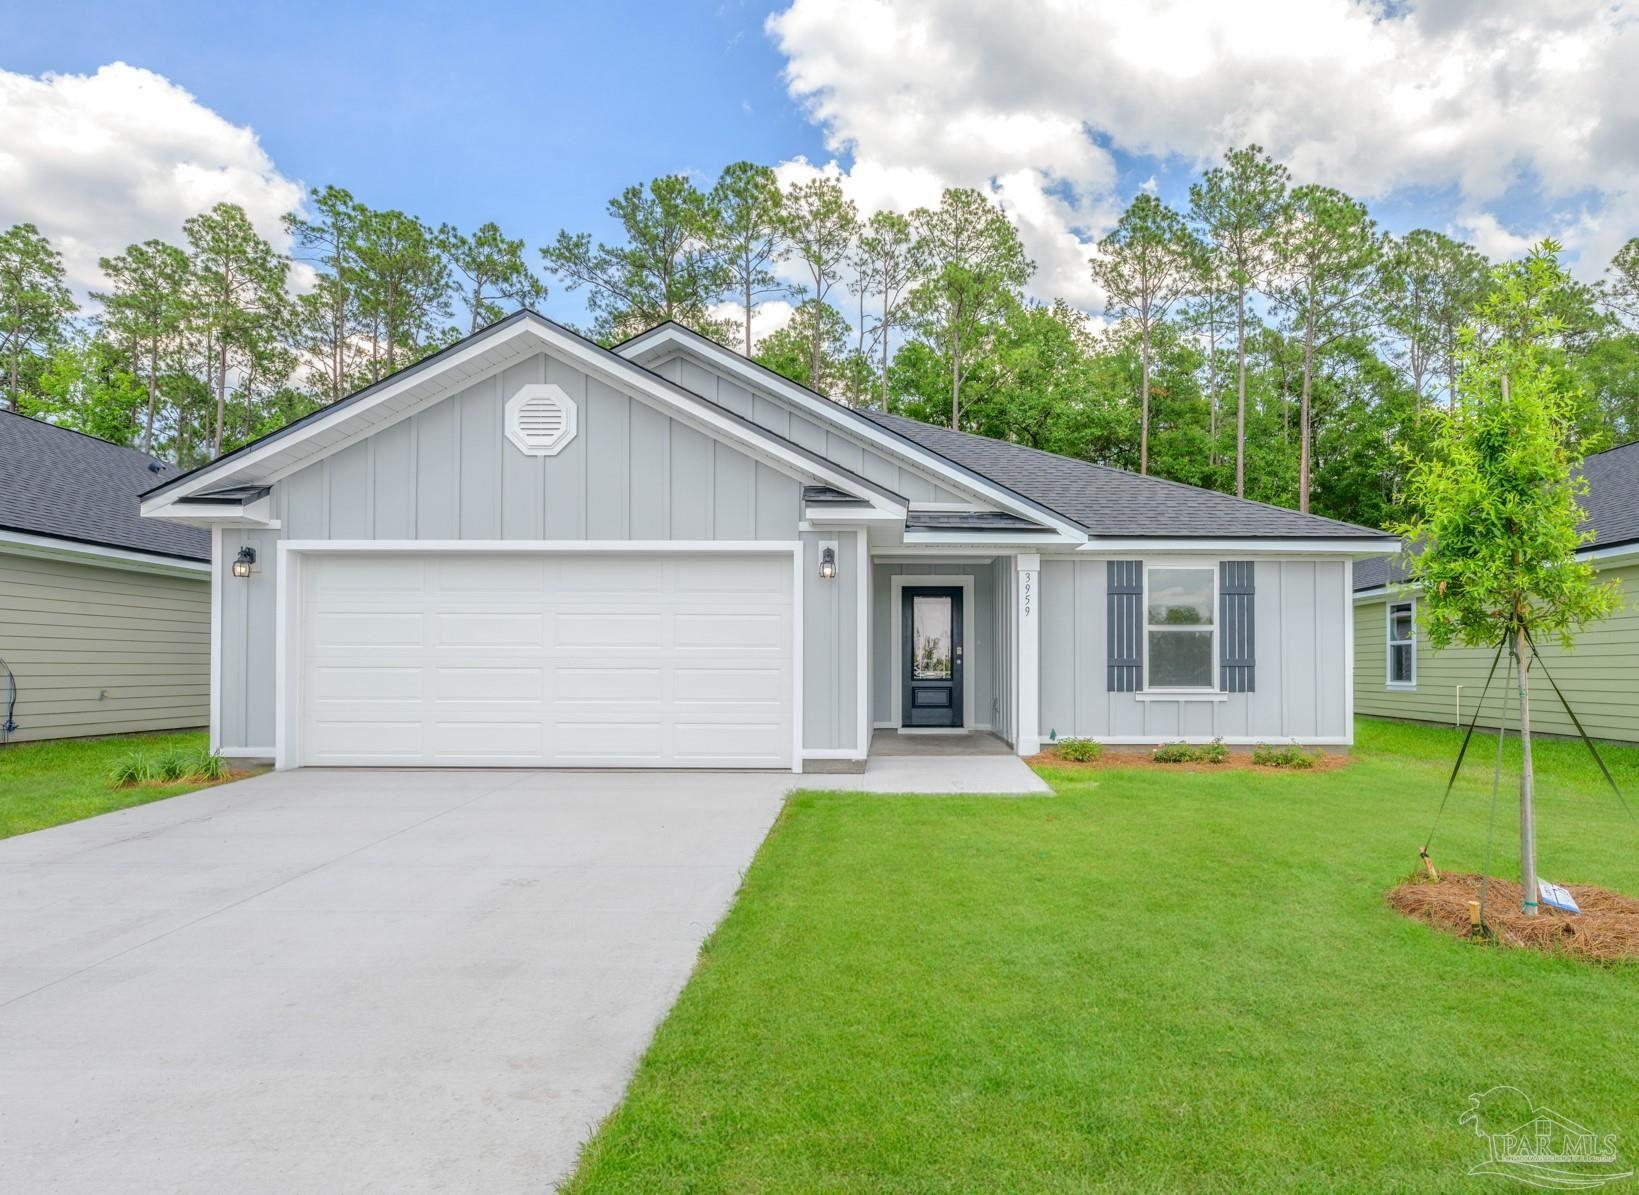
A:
803;731;1049;794
0;768;787;1192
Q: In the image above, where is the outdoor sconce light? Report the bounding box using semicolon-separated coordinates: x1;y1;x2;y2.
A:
231;546;256;579
818;544;837;580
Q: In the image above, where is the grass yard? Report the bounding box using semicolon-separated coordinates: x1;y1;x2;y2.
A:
566;718;1639;1193
0;730;234;838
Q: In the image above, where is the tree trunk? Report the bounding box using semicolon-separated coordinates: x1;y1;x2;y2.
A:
744;268;753;358
1300;310;1314;513
1139;317;1151;476
213;339;228;458
1235;287;1247;499
880;301;890;411
950;321;961;429
143;339;158;455
1516;623;1538;917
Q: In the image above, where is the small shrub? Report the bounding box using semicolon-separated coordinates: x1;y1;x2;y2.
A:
188;751;229;782
1252;741;1318;769
1153;739;1229;765
153;750;192;782
108;753;149;787
1056;738;1102;763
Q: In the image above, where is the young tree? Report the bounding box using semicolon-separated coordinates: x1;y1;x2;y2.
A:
542;174;731;344
1091;194;1202;474
1189;146;1288;498
94;239;190;453
711;162;787;357
182;203;291;457
852;210;918;410
778;177;858;392
1273;185;1382;511
908;187;1033;428
0;223;76;411
438;221;545;333
1398;243;1619;918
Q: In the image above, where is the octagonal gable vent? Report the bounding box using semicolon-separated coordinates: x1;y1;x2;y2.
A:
505;384;577;456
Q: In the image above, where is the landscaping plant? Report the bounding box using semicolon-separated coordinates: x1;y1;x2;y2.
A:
1396;242;1619;916
1253;742;1317;769
1056;738;1102;763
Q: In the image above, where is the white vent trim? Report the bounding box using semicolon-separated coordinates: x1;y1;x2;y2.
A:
504;384;577;456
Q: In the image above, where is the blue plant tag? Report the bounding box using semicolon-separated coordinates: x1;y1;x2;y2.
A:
1537;879;1581;915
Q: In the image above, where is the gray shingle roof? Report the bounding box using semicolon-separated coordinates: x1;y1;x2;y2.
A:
0;412;209;562
858;411;1391;540
1353;438;1639;591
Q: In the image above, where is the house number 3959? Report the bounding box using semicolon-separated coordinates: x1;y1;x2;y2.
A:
1022;573;1033;616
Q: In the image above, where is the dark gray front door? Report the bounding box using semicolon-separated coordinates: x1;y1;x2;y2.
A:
902;586;963;728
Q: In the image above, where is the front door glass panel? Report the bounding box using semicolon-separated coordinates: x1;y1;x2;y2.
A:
912;596;953;679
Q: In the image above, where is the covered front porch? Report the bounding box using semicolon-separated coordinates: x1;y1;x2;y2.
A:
864;551;1041;760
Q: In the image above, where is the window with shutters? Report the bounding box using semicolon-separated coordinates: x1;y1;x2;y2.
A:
1387;600;1415;687
504;383;577;456
1144;564;1217;690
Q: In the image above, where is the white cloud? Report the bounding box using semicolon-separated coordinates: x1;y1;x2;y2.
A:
767;0;1639;304
0;62;303;296
709;297;799;348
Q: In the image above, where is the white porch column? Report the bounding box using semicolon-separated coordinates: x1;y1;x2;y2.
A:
1014;552;1041;756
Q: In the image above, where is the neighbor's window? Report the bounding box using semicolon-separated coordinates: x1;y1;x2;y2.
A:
1146;565;1216;689
1387;600;1415;686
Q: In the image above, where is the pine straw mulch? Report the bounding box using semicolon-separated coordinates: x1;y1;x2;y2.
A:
1026;747;1353;774
1388;871;1639;963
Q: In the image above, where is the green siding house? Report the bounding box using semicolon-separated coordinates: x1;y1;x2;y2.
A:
1352;440;1639;743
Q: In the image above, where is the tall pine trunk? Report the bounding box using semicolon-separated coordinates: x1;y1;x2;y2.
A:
213;338;228;458
143;339;158;455
950;320;961;429
1235;286;1247;499
1139;315;1151;475
1300;308;1314;513
743;267;753;358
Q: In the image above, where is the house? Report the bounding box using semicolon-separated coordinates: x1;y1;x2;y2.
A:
0;411;210;744
1353;438;1639;742
137;314;1398;771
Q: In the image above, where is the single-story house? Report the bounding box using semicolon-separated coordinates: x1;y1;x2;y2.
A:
1353;438;1639;742
0;411;210;744
138;314;1398;771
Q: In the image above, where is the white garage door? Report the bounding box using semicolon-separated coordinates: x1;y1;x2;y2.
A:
297;551;794;768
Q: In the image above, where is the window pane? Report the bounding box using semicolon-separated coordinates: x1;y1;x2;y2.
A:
1390;606;1413;643
1149;629;1214;688
1148;568;1214;626
1390;643;1413;683
912;596;952;679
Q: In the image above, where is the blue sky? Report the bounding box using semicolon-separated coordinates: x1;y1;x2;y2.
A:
2;0;1634;326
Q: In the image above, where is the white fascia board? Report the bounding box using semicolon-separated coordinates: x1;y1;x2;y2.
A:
616;326;1085;540
1352;586;1391;602
902;531;1081;548
805;507;902;524
143;495;280;528
1077;537;1401;555
0;528;210;577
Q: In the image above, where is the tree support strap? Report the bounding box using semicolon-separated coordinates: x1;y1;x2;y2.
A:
1422;633;1510;856
1525;630;1639;827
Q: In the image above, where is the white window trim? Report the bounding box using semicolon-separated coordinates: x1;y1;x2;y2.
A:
1140;560;1219;695
1386;597;1416;689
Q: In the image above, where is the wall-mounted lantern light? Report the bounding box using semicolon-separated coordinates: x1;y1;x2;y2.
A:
818;543;837;581
231;546;256;579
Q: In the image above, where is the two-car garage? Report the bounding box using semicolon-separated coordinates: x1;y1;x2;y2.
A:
291;547;798;769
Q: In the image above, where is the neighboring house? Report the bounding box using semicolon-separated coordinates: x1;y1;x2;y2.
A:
0;411;210;744
1354;439;1639;742
138;314;1397;771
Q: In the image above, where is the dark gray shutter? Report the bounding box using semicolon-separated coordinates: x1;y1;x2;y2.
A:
1220;561;1256;692
1107;560;1143;692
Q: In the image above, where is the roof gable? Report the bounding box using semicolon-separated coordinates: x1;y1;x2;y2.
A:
0;412;208;561
141;312;904;518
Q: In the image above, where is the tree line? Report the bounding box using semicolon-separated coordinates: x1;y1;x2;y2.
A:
4;146;1639;531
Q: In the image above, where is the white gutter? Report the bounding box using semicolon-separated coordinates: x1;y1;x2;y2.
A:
0;527;210;577
1080;537;1401;555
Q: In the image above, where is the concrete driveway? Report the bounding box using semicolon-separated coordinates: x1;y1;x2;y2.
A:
0;768;787;1193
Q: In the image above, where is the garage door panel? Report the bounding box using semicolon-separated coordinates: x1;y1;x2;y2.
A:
299;551;793;768
434;667;544;701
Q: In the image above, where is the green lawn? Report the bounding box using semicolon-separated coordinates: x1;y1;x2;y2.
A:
0;730;228;838
566;718;1639;1193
